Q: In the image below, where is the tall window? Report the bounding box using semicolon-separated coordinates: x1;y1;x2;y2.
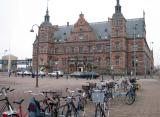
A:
131;56;138;67
71;47;74;53
131;44;138;51
79;46;83;53
55;48;58;54
96;44;102;52
106;58;110;65
88;45;91;53
63;47;66;54
115;56;120;65
115;42;120;51
106;45;110;52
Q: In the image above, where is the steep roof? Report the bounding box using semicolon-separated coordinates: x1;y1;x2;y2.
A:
52;18;145;42
126;18;145;38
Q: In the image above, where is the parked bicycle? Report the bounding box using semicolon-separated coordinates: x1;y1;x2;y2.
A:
91;82;111;117
27;90;55;117
82;82;96;101
124;77;141;105
125;83;137;105
56;88;86;117
0;87;17;117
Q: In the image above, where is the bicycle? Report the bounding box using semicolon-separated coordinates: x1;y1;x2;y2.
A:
91;81;111;117
27;91;55;117
57;88;86;117
41;90;62;117
125;83;137;105
82;82;96;101
92;89;110;117
13;98;28;117
0;87;18;117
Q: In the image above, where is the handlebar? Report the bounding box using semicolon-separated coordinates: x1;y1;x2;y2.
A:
0;87;15;96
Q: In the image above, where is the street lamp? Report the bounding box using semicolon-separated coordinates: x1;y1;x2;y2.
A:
55;61;58;71
133;24;138;78
109;36;113;79
55;61;59;79
30;24;39;88
150;42;154;77
150;42;154;51
92;46;96;79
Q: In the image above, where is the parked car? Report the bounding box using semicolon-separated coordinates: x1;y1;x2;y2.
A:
17;71;23;75
38;71;46;77
48;71;64;77
24;71;32;76
70;71;84;78
83;71;100;79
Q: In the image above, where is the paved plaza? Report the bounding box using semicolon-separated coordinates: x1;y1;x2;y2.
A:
0;73;160;117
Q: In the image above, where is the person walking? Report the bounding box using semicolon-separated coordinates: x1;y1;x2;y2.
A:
8;70;11;77
56;71;59;79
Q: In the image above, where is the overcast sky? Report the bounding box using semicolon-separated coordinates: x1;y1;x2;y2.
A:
0;0;159;66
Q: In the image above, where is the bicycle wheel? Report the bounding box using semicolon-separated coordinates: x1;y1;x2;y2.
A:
78;98;86;117
95;104;106;117
125;92;135;105
104;101;110;117
60;104;77;117
67;106;77;117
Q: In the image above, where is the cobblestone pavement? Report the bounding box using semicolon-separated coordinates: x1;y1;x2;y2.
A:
0;74;160;117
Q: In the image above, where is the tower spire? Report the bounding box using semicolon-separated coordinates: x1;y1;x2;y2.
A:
44;0;50;22
115;0;121;13
117;0;120;5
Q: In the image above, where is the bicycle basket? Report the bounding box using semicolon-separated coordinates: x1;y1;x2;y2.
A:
92;90;105;103
82;85;90;91
49;90;62;97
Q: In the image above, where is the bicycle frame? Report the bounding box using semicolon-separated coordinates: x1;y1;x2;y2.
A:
0;87;18;117
13;99;28;117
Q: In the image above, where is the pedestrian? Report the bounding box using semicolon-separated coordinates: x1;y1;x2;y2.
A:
112;74;114;80
32;72;35;78
8;70;11;77
22;71;24;78
56;71;59;79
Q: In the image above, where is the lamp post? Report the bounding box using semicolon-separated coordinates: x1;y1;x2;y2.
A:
66;57;69;79
92;46;96;79
150;42;154;51
3;50;8;72
30;24;39;88
7;49;11;76
110;36;113;79
133;24;138;78
55;61;58;71
150;42;154;78
55;61;59;79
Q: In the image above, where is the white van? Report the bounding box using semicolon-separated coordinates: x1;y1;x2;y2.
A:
48;71;64;77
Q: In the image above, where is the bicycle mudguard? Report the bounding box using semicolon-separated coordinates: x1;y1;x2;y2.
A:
2;111;18;117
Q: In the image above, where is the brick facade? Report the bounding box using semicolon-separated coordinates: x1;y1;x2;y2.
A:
32;0;153;75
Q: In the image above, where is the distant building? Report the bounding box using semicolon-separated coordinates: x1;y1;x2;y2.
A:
32;0;154;75
0;55;32;72
2;54;18;71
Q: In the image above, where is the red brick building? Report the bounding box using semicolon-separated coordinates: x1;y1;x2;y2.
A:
32;0;153;75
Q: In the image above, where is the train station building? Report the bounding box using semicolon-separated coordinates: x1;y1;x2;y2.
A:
32;0;154;75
